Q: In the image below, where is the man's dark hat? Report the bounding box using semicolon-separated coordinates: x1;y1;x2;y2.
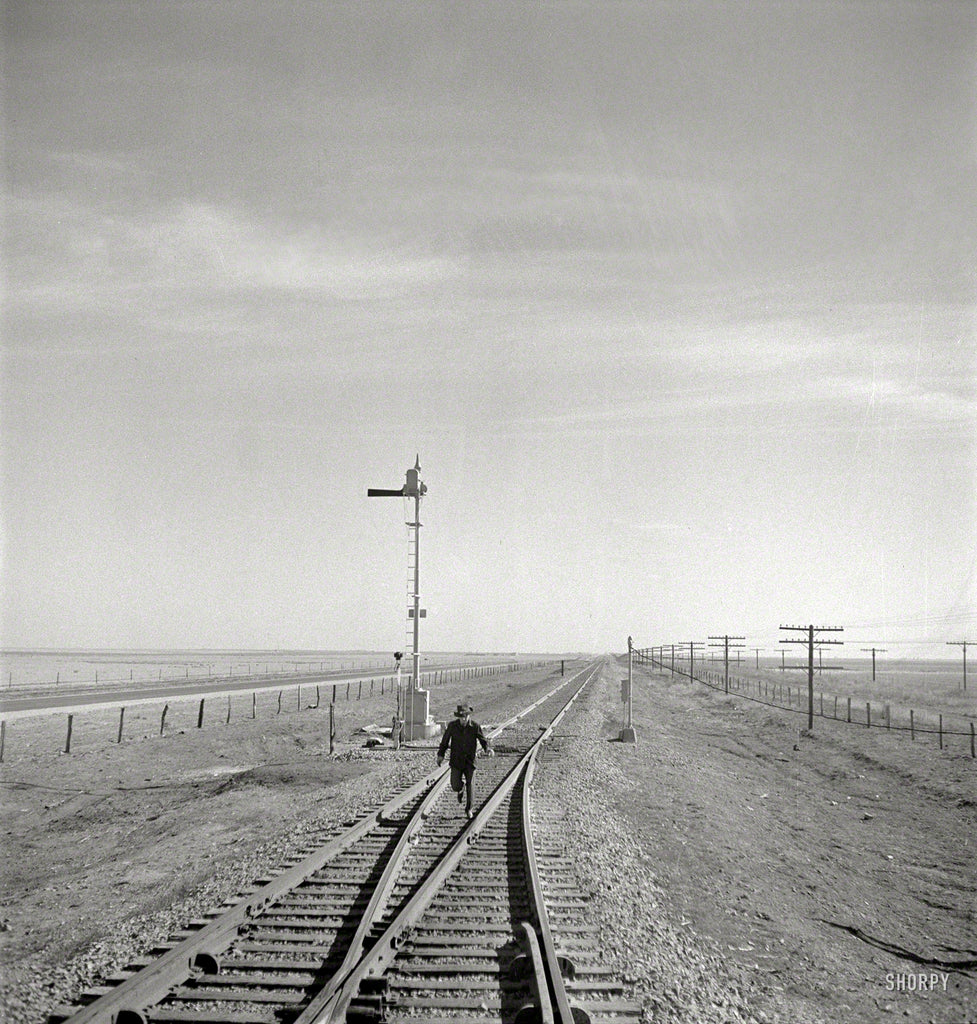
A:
454;704;472;716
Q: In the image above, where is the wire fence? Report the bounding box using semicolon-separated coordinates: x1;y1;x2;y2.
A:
1;655;544;696
0;661;552;762
634;652;976;758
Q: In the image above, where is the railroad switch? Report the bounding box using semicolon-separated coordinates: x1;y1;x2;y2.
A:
114;1010;148;1024
348;976;388;1023
192;951;220;974
515;1001;554;1024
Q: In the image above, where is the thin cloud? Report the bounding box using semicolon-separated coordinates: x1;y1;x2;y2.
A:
5;194;459;326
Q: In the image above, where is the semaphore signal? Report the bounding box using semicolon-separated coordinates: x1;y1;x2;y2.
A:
367;456;438;741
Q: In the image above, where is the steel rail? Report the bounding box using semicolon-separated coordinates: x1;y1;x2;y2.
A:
518;921;556;1024
292;659;593;1023
57;664;596;1024
287;764;455;1022
306;664;600;1024
57;769;445;1024
522;675;594;1024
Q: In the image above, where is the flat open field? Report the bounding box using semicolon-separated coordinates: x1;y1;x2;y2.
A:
663;656;974;714
0;649;554;694
1;657;974;1024
651;656;976;757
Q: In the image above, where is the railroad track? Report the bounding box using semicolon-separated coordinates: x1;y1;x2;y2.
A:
50;661;639;1024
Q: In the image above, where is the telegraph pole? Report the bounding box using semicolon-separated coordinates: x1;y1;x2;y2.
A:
860;646;887;682
752;647;764;670
780;624;844;731
947;641;973;691
708;634;745;693
686;641;705;682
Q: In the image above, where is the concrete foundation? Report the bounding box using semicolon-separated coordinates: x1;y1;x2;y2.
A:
403;687;441;741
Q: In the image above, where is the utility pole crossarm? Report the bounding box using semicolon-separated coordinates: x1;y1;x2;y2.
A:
779;624;844;731
707;635;746;693
860;646;887;681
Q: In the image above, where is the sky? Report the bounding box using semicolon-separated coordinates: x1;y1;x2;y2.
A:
2;1;975;657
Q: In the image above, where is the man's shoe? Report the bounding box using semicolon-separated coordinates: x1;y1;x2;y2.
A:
466;809;473;820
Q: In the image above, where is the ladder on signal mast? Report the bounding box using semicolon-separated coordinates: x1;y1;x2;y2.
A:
405;511;418;659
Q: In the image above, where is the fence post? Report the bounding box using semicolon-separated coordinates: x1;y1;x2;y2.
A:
297;686;301;711
866;702;871;728
833;696;838;719
884;703;890;730
847;697;851;723
65;714;73;753
358;681;362;700
197;698;205;729
346;682;350;701
277;691;282;714
971;722;975;759
117;707;125;743
939;714;943;750
910;709;914;740
252;692;256;719
0;720;5;762
329;702;335;755
160;704;168;735
226;695;232;724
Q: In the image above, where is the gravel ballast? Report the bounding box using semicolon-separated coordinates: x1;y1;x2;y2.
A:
531;670;780;1024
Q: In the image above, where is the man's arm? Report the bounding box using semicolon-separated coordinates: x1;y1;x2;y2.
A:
476;723;494;756
436;721;453;764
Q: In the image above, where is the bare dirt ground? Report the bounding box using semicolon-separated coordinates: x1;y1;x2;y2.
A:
1;658;974;1024
603;658;976;1023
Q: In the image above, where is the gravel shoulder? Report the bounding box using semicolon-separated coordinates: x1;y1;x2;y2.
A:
532;658;974;1024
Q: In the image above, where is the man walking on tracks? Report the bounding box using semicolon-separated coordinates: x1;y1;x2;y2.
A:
437;704;494;819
